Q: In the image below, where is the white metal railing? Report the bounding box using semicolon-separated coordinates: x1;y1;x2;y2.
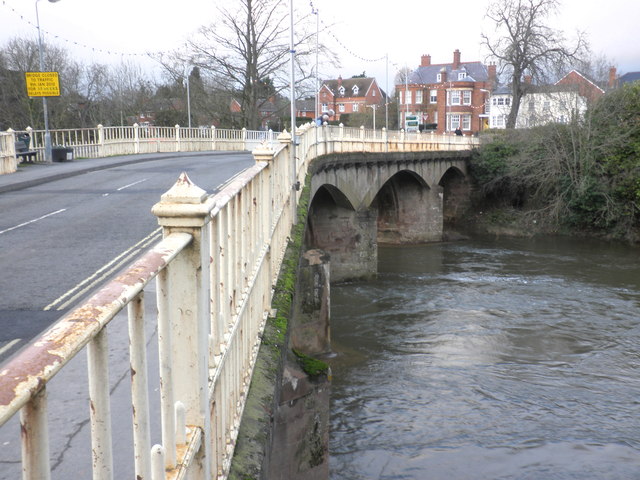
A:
0;123;478;173
0;123;477;480
0;125;279;166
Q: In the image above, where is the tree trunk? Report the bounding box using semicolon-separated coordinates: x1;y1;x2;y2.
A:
507;76;522;129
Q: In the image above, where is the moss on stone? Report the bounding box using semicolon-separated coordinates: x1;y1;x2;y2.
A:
292;349;329;378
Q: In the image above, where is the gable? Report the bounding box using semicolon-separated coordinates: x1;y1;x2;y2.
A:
555;70;605;102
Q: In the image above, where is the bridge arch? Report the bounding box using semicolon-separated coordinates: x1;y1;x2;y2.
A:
306;184;377;281
372;169;442;244
306;151;471;281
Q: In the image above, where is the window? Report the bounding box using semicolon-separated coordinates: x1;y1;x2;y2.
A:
338;103;345;112
372;90;376;96
415;90;423;104
353;103;359;112
543;100;551;111
352;85;359;95
430;89;437;103
528;100;535;111
463;90;471;105
449;114;461;131
338;86;345;95
492;98;497;106
458;72;467;80
436;73;442;82
505;98;511;106
497;97;504;106
450;91;461;105
405;90;412;105
462;114;471;130
321;103;328;113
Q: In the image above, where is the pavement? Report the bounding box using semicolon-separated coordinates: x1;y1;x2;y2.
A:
0;151;232;194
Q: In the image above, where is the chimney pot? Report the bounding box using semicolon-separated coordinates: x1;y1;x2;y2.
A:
453;49;461;69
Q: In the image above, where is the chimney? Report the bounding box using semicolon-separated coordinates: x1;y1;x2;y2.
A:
440;67;447;83
609;67;618;89
453;49;461;70
421;54;431;67
337;75;343;87
488;63;497;85
524;74;532;84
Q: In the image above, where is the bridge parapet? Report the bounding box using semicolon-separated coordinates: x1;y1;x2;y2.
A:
0;124;473;479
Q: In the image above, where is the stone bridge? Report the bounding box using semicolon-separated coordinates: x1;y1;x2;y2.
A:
306;150;472;282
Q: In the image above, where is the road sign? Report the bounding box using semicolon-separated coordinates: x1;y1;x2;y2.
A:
25;72;61;97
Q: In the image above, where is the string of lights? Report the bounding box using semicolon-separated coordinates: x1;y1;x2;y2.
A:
2;0;395;68
0;0;162;59
308;1;387;65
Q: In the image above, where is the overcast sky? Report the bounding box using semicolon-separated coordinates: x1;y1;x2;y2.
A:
1;0;638;90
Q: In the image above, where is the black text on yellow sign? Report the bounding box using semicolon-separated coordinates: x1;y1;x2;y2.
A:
25;72;61;97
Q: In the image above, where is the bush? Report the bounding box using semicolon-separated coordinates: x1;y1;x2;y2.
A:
470;83;640;241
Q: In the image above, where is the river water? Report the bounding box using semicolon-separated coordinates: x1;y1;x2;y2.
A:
328;236;640;479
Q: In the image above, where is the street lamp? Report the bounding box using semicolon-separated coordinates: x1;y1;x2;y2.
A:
288;0;297;222
35;0;60;163
184;65;192;129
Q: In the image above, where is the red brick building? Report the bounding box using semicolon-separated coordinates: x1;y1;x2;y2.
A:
398;50;496;134
555;70;605;104
317;76;385;123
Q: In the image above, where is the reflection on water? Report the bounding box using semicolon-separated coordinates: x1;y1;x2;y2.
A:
329;236;640;479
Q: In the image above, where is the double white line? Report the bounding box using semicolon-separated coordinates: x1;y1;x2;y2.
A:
44;228;162;311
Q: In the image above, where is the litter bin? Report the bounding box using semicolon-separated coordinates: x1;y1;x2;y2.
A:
52;146;74;162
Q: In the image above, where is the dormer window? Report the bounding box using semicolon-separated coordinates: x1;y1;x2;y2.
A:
339;86;345;95
436;73;442;82
458;72;467;80
352;85;359;95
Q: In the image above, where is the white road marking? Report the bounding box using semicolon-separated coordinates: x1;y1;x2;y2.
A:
0;209;67;235
102;178;148;197
0;338;21;356
44;228;162;311
117;178;148;191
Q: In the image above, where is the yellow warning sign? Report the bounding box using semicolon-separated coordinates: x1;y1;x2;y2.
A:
25;72;61;97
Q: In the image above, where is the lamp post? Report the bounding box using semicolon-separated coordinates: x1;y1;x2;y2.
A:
404;65;409;129
288;0;297;222
312;6;319;126
184;65;192;129
35;0;60;163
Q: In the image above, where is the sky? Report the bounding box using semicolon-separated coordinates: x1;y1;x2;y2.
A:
1;0;638;92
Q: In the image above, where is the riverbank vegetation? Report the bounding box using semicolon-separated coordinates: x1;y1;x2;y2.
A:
470;81;640;243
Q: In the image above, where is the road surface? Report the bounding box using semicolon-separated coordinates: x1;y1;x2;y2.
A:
0;151;253;364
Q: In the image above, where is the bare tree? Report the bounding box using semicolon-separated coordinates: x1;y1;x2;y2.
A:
481;0;587;128
103;61;156;126
178;0;334;130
